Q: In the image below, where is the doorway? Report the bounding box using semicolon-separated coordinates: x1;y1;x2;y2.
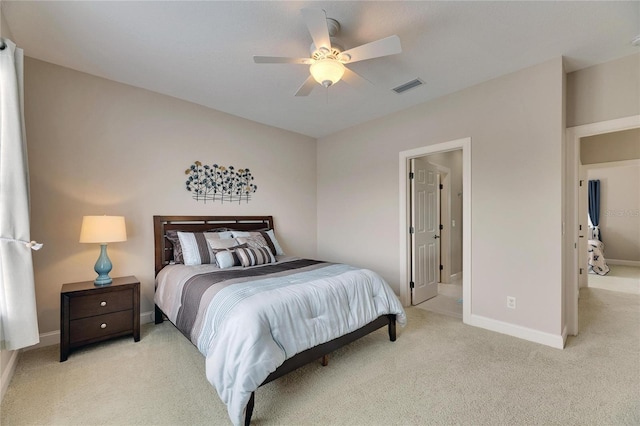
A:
398;137;472;324
565;115;640;336
582;139;640;294
410;153;463;318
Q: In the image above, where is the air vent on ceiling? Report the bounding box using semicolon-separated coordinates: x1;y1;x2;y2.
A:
392;78;424;94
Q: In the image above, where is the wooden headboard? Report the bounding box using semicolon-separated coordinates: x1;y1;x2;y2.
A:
153;215;274;275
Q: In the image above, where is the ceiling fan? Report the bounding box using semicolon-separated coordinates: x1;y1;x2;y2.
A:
253;8;402;96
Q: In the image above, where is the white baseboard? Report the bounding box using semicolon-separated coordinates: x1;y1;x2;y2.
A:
24;310;156;351
607;259;640;267
468;314;565;349
0;349;20;403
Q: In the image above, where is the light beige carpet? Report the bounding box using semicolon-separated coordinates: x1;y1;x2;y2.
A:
588;264;640;295
2;287;639;425
415;283;463;318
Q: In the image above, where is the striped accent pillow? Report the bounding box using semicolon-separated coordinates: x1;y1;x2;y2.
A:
177;232;226;265
235;246;276;267
211;243;248;269
169;231;233;265
214;250;238;269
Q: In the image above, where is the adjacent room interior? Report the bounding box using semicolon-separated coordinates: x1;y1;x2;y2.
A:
581;128;640;295
1;1;638;424
410;149;464;319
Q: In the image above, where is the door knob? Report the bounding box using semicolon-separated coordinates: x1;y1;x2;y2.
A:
434;235;440;239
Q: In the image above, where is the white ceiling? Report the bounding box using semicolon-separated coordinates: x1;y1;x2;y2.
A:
2;1;639;138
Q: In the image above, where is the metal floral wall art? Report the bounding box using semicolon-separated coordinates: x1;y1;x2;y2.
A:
185;161;257;204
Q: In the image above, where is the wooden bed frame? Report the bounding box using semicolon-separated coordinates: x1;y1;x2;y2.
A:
153;215;397;425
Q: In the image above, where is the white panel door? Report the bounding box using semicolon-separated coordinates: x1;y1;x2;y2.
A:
411;157;440;305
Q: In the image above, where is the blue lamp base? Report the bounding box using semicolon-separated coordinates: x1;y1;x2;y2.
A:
93;244;113;286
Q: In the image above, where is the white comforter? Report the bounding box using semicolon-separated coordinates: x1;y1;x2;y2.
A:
155;258;406;425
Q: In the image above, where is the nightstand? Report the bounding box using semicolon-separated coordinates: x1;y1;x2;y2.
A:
60;275;140;362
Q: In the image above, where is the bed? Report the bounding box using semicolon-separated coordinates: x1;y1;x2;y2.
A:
153;215;406;425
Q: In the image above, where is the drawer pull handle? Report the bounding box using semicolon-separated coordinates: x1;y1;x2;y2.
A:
100;301;107;307
100;323;107;329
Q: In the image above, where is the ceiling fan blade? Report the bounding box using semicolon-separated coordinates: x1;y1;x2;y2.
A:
340;35;402;63
341;68;374;91
254;56;312;65
294;75;317;97
301;8;332;50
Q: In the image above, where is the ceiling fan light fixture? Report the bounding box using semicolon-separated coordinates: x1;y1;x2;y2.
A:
253;8;402;96
310;58;345;87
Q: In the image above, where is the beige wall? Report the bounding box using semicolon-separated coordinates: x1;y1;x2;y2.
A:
24;58;317;334
581;128;640;164
1;5;14;39
567;53;640;127
318;58;564;336
586;162;640;262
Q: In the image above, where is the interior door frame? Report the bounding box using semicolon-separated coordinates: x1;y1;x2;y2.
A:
399;137;471;323
565;115;640;336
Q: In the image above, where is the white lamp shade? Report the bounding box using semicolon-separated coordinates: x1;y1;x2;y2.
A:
79;216;127;244
310;59;345;87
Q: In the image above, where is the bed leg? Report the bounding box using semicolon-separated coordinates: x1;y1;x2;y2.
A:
387;315;396;342
245;392;255;426
321;354;329;366
154;305;164;324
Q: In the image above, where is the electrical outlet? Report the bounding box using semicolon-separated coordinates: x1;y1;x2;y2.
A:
507;296;516;309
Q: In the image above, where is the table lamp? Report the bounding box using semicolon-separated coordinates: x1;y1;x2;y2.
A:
79;215;127;286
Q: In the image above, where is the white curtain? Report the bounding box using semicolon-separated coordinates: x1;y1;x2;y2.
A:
0;38;41;350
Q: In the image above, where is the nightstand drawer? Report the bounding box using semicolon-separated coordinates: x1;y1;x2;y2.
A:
69;288;133;319
69;310;133;344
